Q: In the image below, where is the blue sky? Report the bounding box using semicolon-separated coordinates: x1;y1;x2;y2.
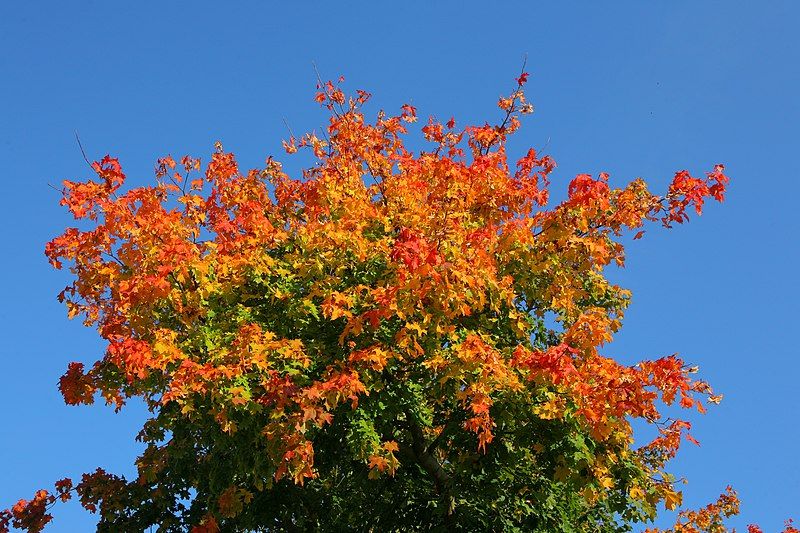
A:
1;2;797;530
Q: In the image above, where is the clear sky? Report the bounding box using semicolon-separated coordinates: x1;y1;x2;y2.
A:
1;2;797;530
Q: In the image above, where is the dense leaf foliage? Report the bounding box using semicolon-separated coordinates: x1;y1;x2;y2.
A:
4;75;784;532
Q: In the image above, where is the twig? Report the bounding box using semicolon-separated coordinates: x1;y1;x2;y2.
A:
74;131;93;169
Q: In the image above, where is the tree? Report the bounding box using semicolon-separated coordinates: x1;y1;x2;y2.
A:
3;74;776;532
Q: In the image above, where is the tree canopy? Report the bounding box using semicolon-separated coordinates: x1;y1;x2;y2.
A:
3;75;789;532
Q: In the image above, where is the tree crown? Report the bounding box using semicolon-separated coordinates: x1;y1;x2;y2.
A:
4;74;766;533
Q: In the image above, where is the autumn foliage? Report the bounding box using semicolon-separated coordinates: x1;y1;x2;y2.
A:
2;74;783;531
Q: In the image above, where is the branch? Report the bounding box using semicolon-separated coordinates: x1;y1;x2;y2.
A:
403;412;455;520
425;412;461;456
